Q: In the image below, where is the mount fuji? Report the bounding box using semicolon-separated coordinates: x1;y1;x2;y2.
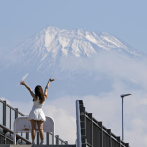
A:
0;26;146;102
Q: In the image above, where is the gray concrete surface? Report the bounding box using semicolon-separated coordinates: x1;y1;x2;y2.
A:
0;145;76;147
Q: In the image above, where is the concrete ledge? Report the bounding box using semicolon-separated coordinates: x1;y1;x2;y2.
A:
0;145;76;147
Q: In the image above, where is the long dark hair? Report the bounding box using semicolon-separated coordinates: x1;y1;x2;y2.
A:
35;85;45;104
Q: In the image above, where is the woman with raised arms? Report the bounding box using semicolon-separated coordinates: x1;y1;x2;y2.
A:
20;78;55;145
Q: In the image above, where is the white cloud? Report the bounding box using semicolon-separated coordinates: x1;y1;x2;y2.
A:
60;51;147;89
44;104;76;143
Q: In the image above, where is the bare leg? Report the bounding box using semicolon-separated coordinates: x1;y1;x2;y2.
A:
30;120;36;143
37;121;44;142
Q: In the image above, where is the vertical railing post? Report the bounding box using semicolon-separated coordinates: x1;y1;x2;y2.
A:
52;127;54;145
3;101;6;126
80;104;87;147
3;101;6;144
98;122;103;147
107;129;112;147
125;143;129;147
10;108;11;130
15;108;18;144
37;132;39;145
47;132;49;145
76;100;82;147
4;131;7;144
56;135;59;145
26;133;29;143
116;137;121;147
88;113;93;147
15;108;18;119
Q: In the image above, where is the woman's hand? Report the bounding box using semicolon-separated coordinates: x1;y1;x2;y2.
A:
20;81;26;85
49;78;55;82
44;78;55;98
20;81;32;95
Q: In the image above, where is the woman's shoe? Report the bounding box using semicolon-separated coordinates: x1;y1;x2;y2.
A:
40;142;44;145
32;142;35;146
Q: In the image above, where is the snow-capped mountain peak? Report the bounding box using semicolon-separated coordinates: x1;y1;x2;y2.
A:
0;26;146;73
13;26;142;58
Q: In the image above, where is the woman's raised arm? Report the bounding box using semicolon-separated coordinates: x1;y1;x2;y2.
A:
20;81;36;100
44;78;55;98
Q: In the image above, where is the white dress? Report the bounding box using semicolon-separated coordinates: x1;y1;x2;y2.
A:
28;98;46;121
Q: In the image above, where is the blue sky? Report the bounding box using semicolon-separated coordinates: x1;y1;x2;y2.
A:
1;1;147;146
0;0;147;55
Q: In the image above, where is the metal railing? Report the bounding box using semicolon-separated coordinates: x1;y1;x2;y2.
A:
0;99;68;145
55;135;68;145
0;124;31;144
76;100;130;147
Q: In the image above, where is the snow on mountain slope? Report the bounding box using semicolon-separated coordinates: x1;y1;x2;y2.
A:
0;26;146;75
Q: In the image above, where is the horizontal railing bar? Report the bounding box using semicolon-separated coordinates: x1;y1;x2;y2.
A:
0;99;24;115
55;135;67;144
0;100;4;104
88;117;101;129
111;137;126;146
0;132;13;142
86;142;92;147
